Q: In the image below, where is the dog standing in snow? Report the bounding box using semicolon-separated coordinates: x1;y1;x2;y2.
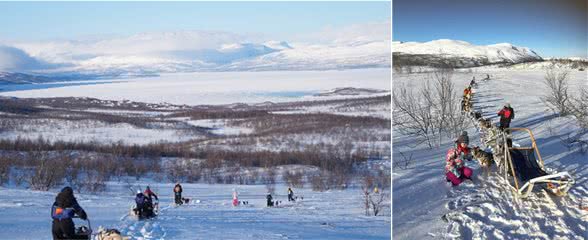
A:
472;146;495;178
472;146;494;168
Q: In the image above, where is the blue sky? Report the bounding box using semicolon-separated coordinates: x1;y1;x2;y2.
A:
0;2;390;41
394;0;587;58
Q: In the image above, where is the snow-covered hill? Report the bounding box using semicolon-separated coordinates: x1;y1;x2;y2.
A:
315;87;389;97
0;27;390;77
393;39;542;67
0;72;53;84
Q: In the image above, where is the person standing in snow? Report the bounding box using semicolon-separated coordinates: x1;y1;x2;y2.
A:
455;131;472;161
51;186;88;240
470;76;476;86
232;189;239;206
497;103;515;131
144;186;159;214
144;186;158;202
173;182;183;205
266;193;273;207
445;148;473;186
287;187;295;202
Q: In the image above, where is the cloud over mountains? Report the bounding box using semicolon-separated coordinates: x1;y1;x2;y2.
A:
0;21;391;75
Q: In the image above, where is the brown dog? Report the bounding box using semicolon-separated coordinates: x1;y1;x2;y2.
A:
472;146;494;168
479;118;492;130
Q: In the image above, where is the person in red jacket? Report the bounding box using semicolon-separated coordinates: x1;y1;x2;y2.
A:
497;103;515;130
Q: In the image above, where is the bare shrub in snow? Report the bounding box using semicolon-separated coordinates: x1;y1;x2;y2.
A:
361;173;374;216
0;156;13;185
569;86;588;129
369;189;389;216
283;170;305;188
185;160;202;183
326;167;351;190
309;172;328;192
542;68;571;116
167;159;187;182
360;171;390;216
393;68;465;148
77;171;107;193
262;167;277;194
375;169;391;191
27;152;67;191
393;150;413;170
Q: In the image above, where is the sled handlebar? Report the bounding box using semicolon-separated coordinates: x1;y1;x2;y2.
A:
72;216;92;232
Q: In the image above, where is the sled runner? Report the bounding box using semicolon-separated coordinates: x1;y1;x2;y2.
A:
499;128;574;198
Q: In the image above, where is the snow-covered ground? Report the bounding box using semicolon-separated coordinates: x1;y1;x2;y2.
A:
183;118;254;136
393;68;588;239
0;69;390;105
0;182;390;240
0;119;200;145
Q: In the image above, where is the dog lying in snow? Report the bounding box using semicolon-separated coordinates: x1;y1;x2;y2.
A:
472;146;494;168
96;227;130;240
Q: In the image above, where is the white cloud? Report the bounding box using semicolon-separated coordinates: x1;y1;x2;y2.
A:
0;45;46;71
296;19;391;45
0;22;390;74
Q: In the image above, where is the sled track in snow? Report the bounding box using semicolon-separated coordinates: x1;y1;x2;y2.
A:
442;79;588;239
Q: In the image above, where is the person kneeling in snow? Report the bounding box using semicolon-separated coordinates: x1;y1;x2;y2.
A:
445;148;473;186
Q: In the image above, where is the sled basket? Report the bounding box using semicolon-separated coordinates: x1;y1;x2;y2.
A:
501;128;574;198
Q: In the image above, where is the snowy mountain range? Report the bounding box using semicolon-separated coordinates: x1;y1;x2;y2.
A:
0;25;390;80
393;39;543;68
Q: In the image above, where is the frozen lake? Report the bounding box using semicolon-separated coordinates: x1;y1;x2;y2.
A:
0;69;390;105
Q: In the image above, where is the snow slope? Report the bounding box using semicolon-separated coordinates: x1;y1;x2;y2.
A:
0;182;390;240
393;40;542;64
393;68;587;239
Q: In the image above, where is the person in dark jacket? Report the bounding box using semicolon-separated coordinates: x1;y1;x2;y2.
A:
173;182;183;205
144;186;158;202
497;103;515;130
134;190;146;218
266;193;273;207
287;187;295;202
51;186;88;240
134;190;155;219
144;186;158;215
